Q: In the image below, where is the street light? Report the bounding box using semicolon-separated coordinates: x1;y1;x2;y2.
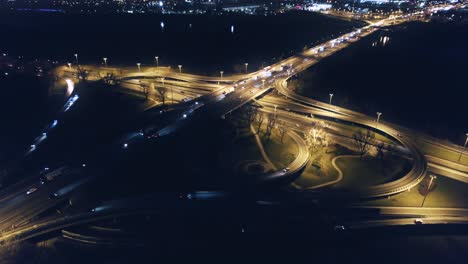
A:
421;175;437;207
244;63;248;73
103;57;107;67
74;54;78;64
220;71;224;82
155;56;159;67
376;112;382;123
329;93;334;105
458;133;468;162
178;65;182;73
137;63;141;72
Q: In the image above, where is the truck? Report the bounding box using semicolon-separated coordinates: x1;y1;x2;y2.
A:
40;167;67;184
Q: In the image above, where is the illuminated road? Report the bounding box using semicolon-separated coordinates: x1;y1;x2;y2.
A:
56;6;446;196
0;3;465;245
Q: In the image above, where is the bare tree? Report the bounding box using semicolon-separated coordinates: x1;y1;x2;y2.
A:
155;86;168;105
103;72;118;85
353;130;375;159
265;113;277;139
376;142;385;161
245;105;258;126
76;66;89;81
0;237;20;263
305;120;328;151
277;121;289;143
256;112;265;134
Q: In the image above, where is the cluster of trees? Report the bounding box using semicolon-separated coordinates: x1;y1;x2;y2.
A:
76;66;89;81
352;130;393;161
242;104;395;162
245;105;281;141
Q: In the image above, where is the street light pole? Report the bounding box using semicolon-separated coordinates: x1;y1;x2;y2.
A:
421;175;436;207
137;63;141;72
155;56;159;68
74;54;79;65
178;65;182;73
329;93;334;105
458;133;468;162
244;63;248;73
103;58;107;67
220;71;224;82
376;112;382;123
375;112;383;129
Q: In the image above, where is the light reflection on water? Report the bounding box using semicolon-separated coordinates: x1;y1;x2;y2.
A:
371;35;390;47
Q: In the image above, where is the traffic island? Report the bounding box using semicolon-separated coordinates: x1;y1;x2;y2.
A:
333;154;412;190
291;144;353;189
361;175;468;208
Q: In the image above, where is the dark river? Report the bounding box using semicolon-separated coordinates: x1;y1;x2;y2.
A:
297;15;468;143
0;11;359;168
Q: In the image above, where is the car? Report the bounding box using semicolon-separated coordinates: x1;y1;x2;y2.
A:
334;225;346;231
146;133;160;139
49;193;59;200
26;188;37;195
414;219;424;225
282;167;290;173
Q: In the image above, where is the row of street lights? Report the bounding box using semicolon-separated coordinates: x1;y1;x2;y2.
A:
71;53;161;69
328;93;383;123
328;92;383;129
70;54;252;76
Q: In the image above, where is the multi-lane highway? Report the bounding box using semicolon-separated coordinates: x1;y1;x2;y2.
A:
1;3;466;244
55;5;450;197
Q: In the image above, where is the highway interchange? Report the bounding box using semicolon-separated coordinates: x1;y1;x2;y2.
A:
1;2;468;246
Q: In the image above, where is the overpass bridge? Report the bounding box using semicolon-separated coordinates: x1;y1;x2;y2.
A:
0;4;461;245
